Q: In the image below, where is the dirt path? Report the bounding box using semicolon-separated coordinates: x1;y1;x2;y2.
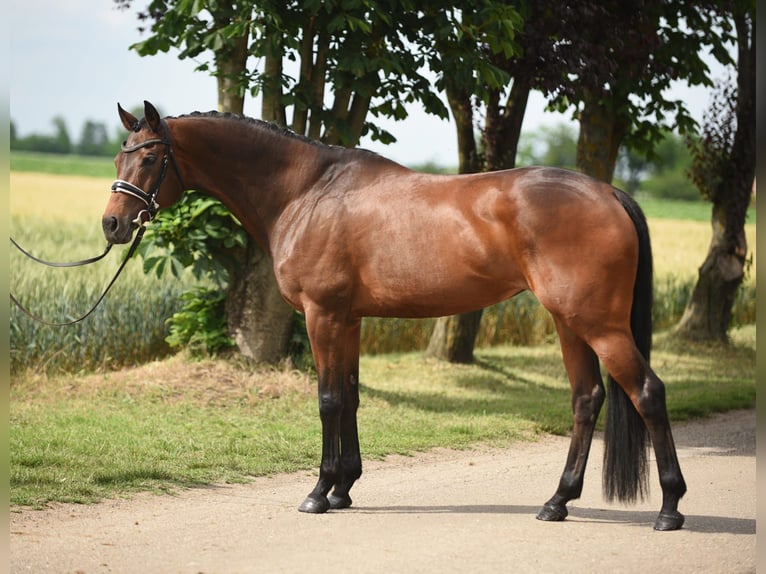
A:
10;410;755;574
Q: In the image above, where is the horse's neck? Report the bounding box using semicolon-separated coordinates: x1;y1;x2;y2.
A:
169;117;326;248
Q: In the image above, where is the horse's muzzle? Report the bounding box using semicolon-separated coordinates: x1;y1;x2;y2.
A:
102;215;135;244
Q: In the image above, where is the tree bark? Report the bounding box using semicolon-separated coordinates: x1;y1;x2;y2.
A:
674;205;748;341
215;33;248;115
262;40;287;127
485;76;530;172
425;308;484;364
225;239;294;362
675;8;755;342
575;92;629;183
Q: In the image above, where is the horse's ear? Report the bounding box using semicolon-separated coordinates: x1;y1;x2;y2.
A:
144;101;162;133
118;103;139;132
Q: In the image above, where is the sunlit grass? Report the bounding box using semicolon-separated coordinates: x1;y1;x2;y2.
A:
10;325;755;508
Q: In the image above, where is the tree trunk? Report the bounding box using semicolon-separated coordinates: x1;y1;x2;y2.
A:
485;75;530;172
225;239;294;362
215;33;248;115
425;308;484;364
675;8;754;342
575;92;629;182
262;40;287;127
675;204;747;341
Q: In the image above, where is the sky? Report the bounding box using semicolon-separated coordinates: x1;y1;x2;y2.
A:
10;1;732;167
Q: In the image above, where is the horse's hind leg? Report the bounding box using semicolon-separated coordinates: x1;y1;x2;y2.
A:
592;332;687;531
537;321;605;522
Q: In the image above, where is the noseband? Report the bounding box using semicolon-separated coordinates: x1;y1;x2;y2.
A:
111;122;185;226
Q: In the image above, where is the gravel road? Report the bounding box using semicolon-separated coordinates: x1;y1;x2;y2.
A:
10;409;756;574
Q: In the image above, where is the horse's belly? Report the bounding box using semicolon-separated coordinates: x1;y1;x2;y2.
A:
355;263;527;318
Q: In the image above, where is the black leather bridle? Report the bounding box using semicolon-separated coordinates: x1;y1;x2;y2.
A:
111;123;185;225
10;122;184;326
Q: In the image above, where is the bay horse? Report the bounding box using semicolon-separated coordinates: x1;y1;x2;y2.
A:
103;101;686;530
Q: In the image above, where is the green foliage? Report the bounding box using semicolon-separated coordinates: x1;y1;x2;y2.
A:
122;1;522;147
640;169;700;202
684;78;738;204
10;116;72;154
11;117;122;157
528;3;733;159
165;287;234;356
638;131;699;201
140;190;248;286
139;190;248;353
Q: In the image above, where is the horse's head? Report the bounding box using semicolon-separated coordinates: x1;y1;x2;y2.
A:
102;101;185;244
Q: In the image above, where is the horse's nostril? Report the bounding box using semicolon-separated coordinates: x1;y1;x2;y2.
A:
102;216;119;235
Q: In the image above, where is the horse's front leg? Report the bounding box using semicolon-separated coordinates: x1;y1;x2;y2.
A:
323;318;362;509
298;311;362;514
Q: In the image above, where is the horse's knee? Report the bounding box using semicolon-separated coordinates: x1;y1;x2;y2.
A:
318;392;342;418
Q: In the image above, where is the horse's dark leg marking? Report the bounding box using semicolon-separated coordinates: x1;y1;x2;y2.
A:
299;312;362;513
328;321;362;510
635;366;687;530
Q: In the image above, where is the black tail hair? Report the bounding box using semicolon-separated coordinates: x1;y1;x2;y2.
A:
603;189;651;503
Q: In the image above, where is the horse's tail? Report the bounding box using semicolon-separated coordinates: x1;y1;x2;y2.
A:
603;189;651;503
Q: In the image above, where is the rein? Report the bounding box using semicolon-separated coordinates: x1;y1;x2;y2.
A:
10;122;183;326
10;228;146;326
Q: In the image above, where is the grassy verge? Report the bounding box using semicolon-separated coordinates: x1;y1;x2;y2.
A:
636;194;756;223
11;151;116;178
10;325;755;508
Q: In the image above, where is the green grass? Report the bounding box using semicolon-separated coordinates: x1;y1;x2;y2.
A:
636;194;756;223
9;325;755;508
10;151;116;178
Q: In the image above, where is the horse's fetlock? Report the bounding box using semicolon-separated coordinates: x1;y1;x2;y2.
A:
660;471;687;497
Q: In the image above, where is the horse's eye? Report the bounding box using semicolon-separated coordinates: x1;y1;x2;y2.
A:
142;154;157;167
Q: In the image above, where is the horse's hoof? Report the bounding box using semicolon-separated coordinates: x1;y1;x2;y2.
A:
298;495;330;514
536;503;568;522
328;492;352;510
654;511;684;531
